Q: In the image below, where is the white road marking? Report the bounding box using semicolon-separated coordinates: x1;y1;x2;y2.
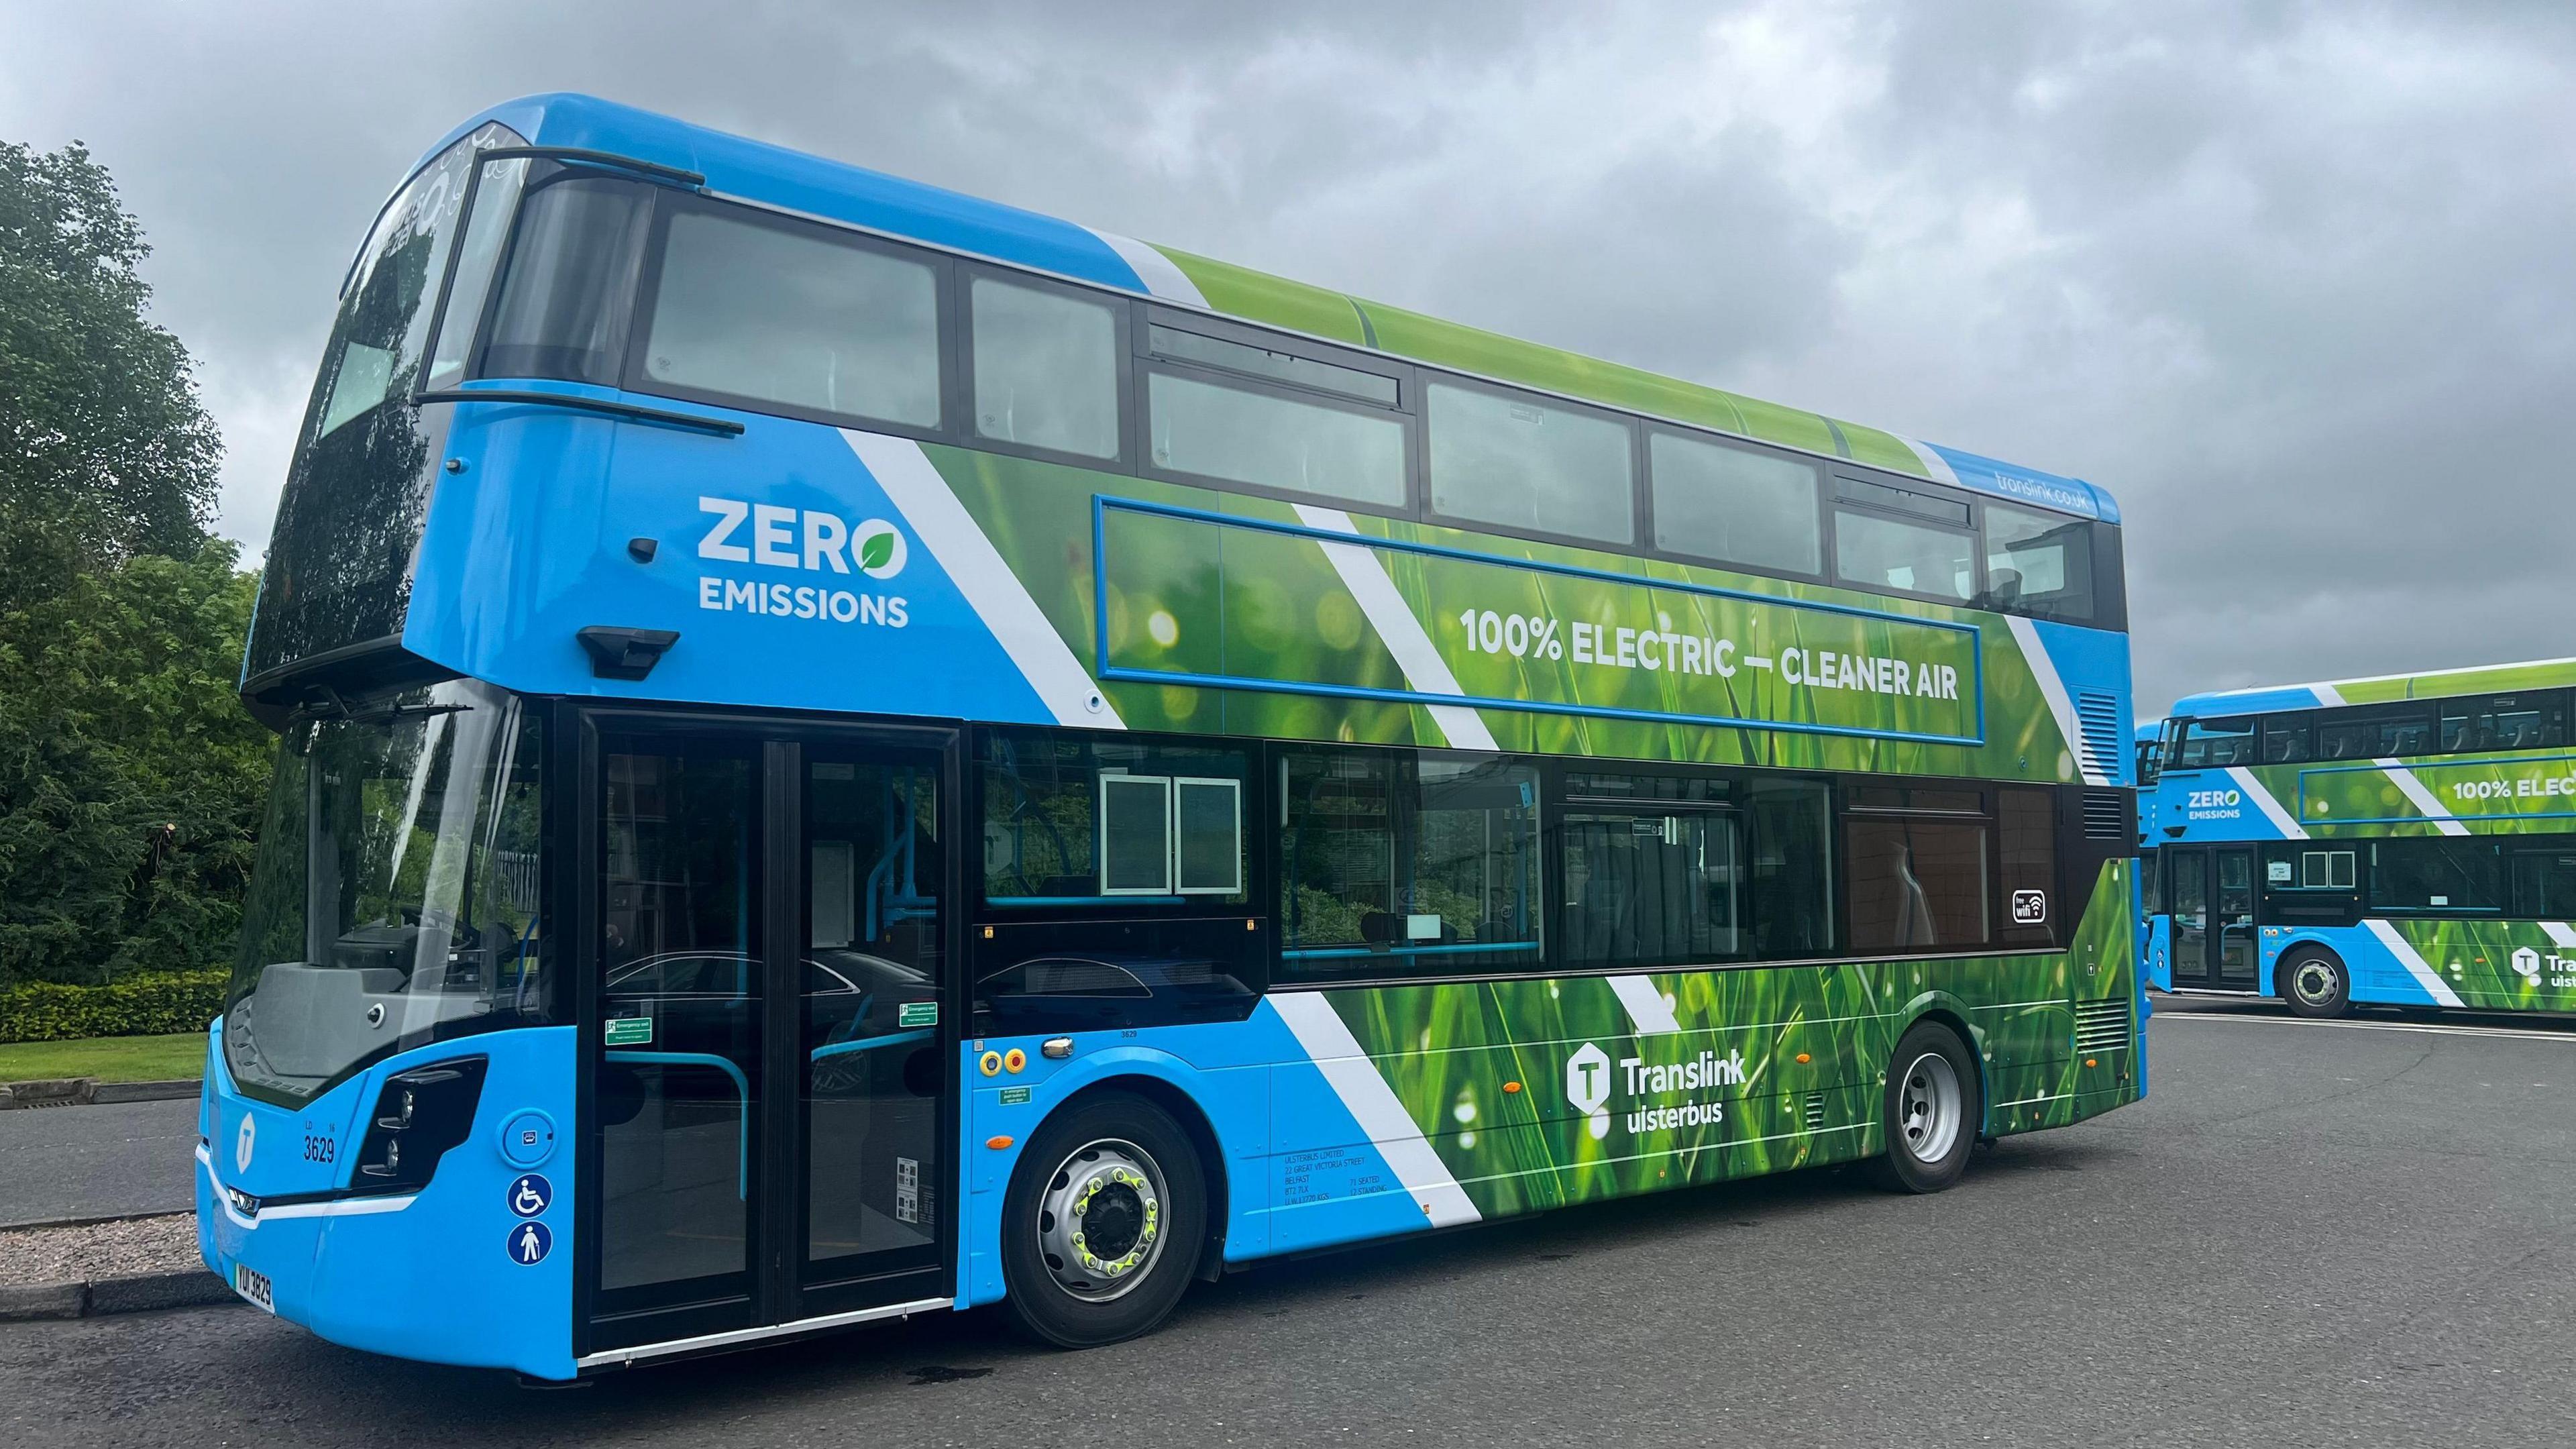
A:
2155;1012;2576;1044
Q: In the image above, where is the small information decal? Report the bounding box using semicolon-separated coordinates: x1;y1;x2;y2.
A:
507;1173;553;1218
898;1001;938;1028
507;1220;553;1267
998;1085;1032;1106
2010;888;2047;926
895;1157;920;1224
604;1016;653;1046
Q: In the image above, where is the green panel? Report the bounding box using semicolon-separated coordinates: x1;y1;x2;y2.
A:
2380;920;2576;1010
1313;861;2139;1219
1152;245;1369;345
928;444;2085;781
2294;657;2576;706
1103;506;1984;744
1835;420;1931;474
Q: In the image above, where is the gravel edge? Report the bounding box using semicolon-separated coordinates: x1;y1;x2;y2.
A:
0;1270;237;1321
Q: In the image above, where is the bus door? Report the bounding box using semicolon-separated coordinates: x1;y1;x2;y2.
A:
579;715;956;1358
2167;845;2258;990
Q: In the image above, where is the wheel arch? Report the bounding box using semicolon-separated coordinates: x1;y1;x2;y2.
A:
2268;936;2347;1000
1018;1067;1232;1283
1888;989;1991;1136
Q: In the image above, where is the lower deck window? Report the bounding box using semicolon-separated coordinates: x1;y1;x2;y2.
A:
980;733;1247;907
1279;749;1540;977
1846;814;1990;951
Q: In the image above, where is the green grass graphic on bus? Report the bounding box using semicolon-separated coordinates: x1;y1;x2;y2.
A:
2369;920;2576;1010
2278;755;2576;834
931;445;2085;782
1301;861;2136;1218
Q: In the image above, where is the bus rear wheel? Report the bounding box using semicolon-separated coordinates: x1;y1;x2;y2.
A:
1871;1020;1980;1193
1001;1091;1206;1348
2280;948;2351;1019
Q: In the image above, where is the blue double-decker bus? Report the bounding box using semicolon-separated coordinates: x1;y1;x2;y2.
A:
200;95;2142;1379
2146;657;2576;1015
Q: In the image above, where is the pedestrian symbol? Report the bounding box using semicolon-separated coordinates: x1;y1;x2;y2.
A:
508;1220;553;1266
507;1173;553;1218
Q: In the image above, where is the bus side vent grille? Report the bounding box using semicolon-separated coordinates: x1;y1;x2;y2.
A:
2081;791;2127;840
2075;691;2123;780
2076;998;2131;1053
1802;1093;1827;1131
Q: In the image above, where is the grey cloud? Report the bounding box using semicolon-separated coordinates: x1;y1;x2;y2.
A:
5;0;2572;714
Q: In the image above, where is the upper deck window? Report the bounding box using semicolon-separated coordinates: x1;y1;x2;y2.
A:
972;276;1122;461
1145;372;1407;508
2315;704;2433;761
1648;431;1823;576
1981;502;2097;624
2173;715;2257;769
480;178;650;387
2440;692;2567;753
642;209;942;429
1428;382;1635;547
1834;508;1974;602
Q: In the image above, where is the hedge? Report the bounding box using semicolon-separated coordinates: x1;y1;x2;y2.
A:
0;969;226;1044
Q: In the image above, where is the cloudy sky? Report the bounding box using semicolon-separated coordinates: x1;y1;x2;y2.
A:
7;0;2572;713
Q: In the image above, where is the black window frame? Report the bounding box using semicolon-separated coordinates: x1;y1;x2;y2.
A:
957;262;1140;472
464;184;2121;627
1640;424;1831;585
1827;472;1985;610
617;190;961;446
1134;305;1417;523
1418;371;1648;555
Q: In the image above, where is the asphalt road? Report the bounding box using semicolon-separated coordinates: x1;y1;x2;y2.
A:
9;996;2576;1448
0;1099;197;1228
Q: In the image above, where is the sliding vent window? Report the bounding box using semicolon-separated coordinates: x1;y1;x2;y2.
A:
1429;383;1635;545
1146;372;1406;508
1279;749;1540;979
643;210;940;427
1982;502;2096;623
979;732;1247;907
1834;508;1974;602
1650;433;1822;574
971;277;1120;460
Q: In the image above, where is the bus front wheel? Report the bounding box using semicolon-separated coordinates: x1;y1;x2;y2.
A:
1871;1020;1980;1193
2280;948;2351;1019
1001;1091;1207;1348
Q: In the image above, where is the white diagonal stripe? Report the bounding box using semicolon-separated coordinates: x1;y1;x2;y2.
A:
843;431;1122;729
2374;758;2471;836
2004;615;2110;786
1898;436;1962;486
2363;918;2467;1008
2225;766;2308;839
1291;504;1499;751
1268;994;1481;1228
2541;922;2576;951
1608;975;1681;1035
1087;229;1209;308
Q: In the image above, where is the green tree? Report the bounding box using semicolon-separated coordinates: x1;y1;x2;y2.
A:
0;542;270;983
0;139;223;617
0;138;267;989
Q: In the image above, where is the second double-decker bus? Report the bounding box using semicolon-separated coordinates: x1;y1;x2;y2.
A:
199;93;2141;1381
2148;657;2576;1016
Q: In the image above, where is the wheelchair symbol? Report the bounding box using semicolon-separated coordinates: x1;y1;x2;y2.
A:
507;1173;553;1218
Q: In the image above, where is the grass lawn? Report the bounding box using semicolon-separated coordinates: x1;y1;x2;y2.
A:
0;1033;205;1083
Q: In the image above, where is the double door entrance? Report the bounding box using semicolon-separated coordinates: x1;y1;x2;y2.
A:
2167;844;2258;990
579;715;956;1356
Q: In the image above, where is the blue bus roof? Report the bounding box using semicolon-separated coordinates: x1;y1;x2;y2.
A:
403;93;2119;523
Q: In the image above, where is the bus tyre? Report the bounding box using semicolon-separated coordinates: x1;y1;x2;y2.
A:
1001;1092;1206;1348
1872;1021;1980;1194
2280;948;2351;1019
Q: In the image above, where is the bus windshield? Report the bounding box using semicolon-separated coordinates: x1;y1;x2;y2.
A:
223;682;545;1106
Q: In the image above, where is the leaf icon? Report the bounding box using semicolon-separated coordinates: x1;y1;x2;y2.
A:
858;531;896;571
